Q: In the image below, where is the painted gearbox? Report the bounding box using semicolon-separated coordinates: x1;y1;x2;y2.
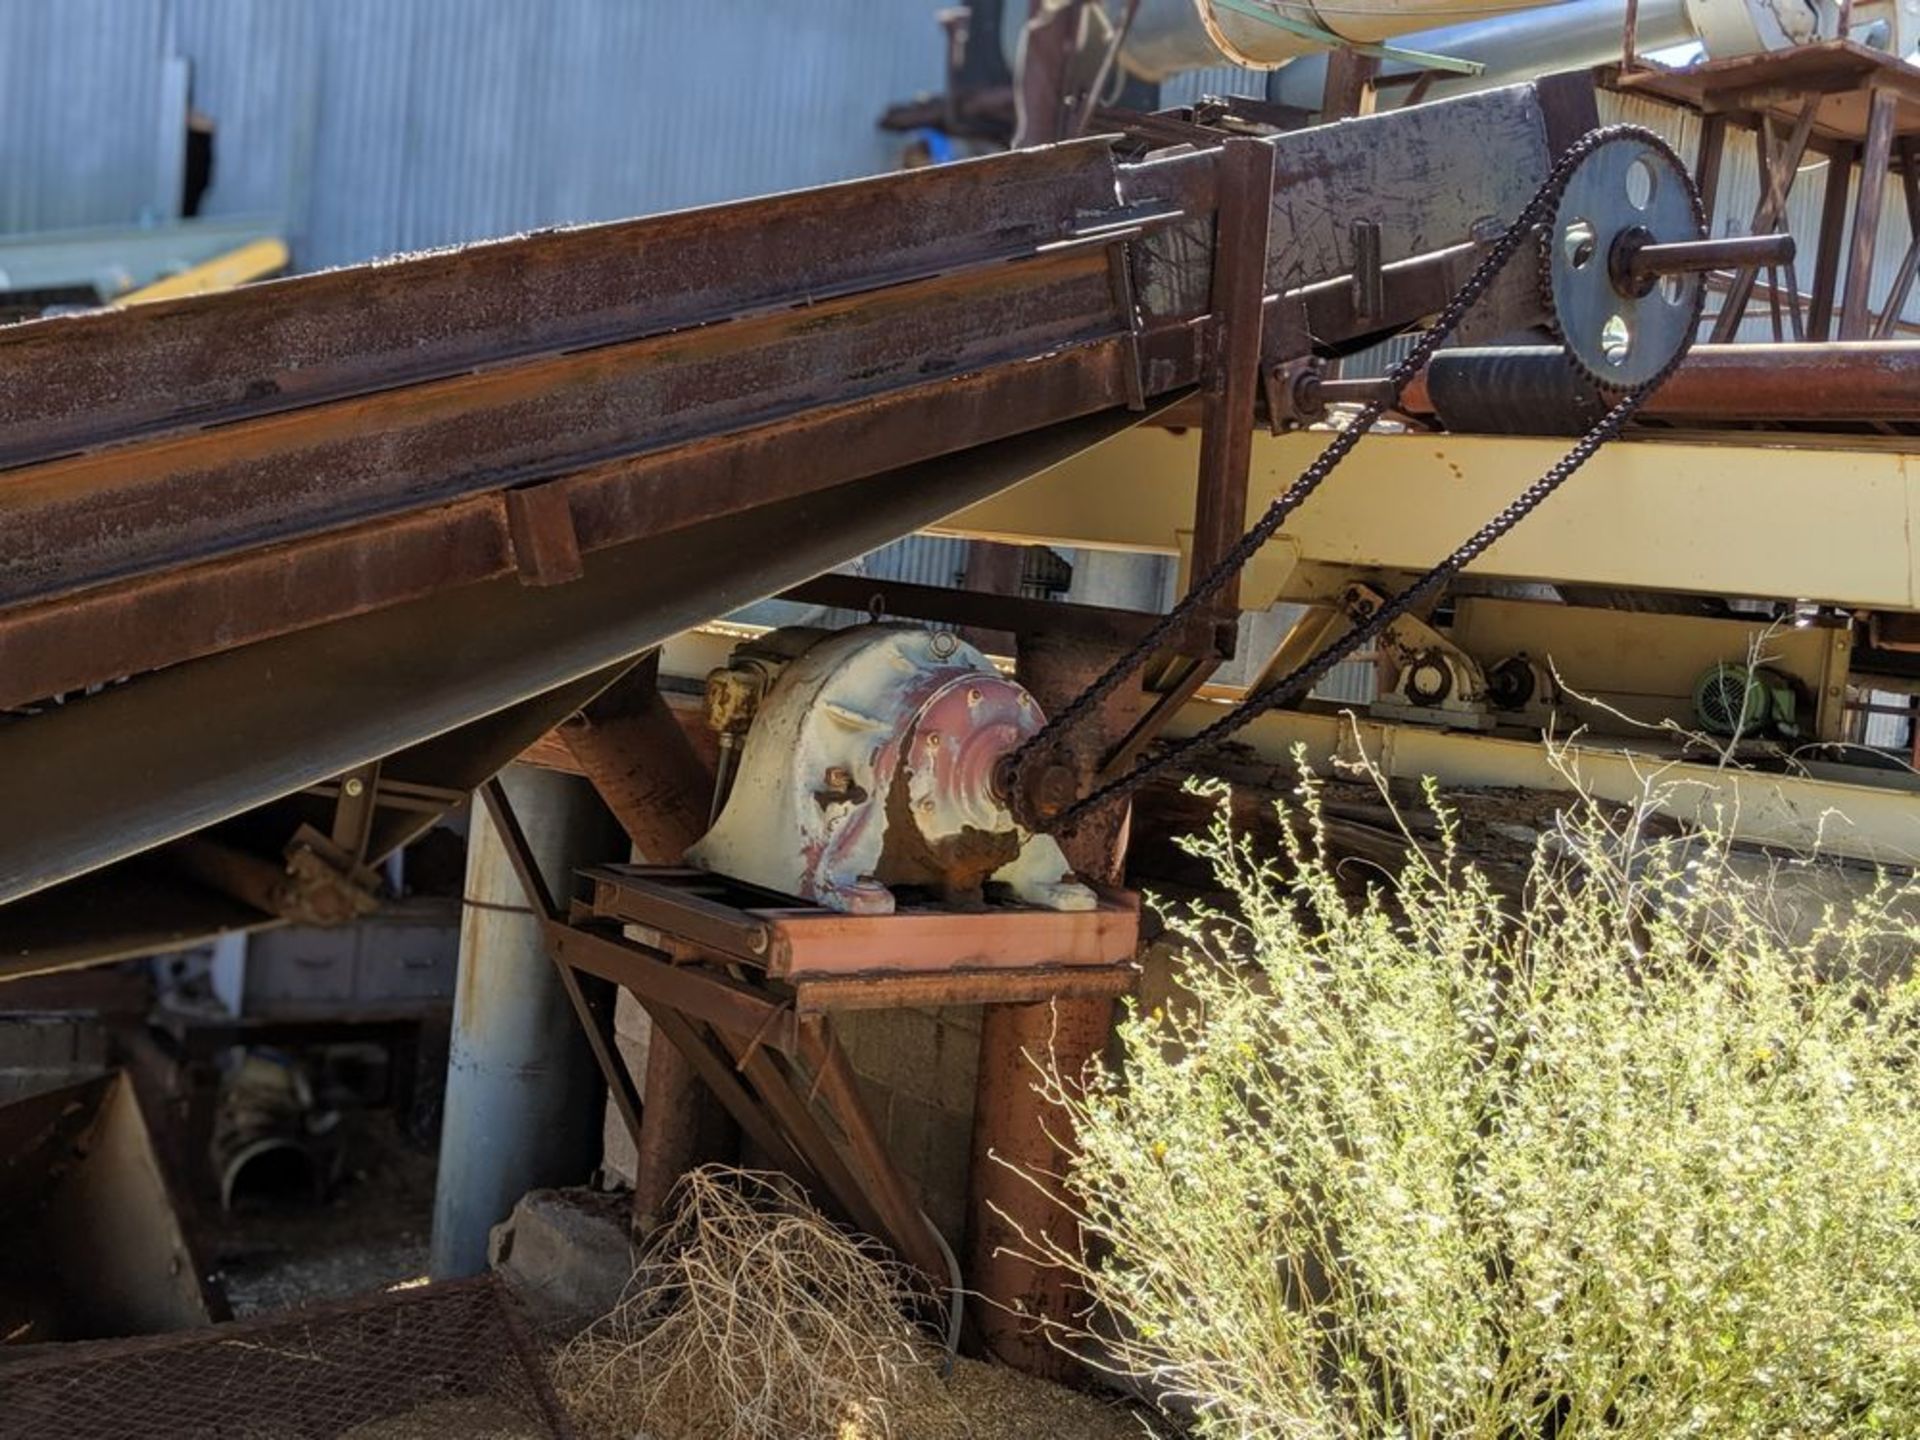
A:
685;625;1094;916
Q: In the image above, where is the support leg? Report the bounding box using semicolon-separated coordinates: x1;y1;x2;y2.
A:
560;656;741;1226
966;631;1149;1378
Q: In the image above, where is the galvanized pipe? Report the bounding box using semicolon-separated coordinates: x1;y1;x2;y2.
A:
1265;0;1694;109
429;764;620;1279
1116;0;1572;79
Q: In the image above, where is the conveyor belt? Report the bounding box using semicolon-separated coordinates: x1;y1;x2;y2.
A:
0;80;1593;950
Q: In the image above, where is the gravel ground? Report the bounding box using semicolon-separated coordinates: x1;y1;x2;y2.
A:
211;1113;437;1317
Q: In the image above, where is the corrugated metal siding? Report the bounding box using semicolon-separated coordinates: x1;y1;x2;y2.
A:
1159;63;1266;107
855;535;973;589
1597;88;1920;338
0;0;174;231
2;0;946;267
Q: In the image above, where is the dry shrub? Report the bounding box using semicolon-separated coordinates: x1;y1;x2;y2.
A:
1026;765;1920;1438
552;1167;928;1440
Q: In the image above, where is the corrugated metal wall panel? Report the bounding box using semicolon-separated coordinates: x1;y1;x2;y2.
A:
1159;63;1265;107
170;0;316;227
3;0;947;267
291;0;947;267
856;535;974;589
0;0;173;231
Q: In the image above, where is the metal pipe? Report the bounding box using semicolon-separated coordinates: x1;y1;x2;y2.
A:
1626;233;1797;284
1264;0;1694;110
967;630;1146;1380
429;764;618;1279
1405;341;1920;422
1118;0;1571;78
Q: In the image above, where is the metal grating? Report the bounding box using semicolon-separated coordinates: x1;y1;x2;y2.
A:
0;1276;574;1440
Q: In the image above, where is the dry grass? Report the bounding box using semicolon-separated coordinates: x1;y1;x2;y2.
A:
876;1357;1152;1440
551;1167;928;1440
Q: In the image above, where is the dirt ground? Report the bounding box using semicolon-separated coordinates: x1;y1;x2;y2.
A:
210;1111;437;1317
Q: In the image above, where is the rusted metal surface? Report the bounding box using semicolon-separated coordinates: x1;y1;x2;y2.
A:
1609;41;1920;145
777;572;1162;649
554;659;739;1227
1402;341;1920;422
559;658;714;863
0;140;1126;469
579;864;1139;986
686;627;1094;915
1842;90;1901;340
504;482;586;587
0;342;1145;715
0;247;1124;613
1190;138;1276;621
551;925;797;1048
0;82;1587;714
786;964;1134;1012
0;81;1596;912
0;1072;216;1344
161;835;379;928
0;415;1145;907
967;629;1154;1381
484;788;952;1280
0;1275;574;1440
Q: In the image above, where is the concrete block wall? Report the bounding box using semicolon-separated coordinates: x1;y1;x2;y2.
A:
0;1014;108;1104
595;994;986;1248
833;1005;983;1246
598;988;650;1191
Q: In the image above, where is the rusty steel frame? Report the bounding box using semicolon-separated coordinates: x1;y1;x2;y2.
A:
776;572;1163;651
477;781;952;1283
1613;45;1920;346
575;864;1140;1005
0;83;1583;723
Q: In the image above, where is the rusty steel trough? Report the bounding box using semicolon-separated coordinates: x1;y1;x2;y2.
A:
0;80;1593;922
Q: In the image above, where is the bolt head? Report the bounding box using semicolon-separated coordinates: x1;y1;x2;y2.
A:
344;777;365;797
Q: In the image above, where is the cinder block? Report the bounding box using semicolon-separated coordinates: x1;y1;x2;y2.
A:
932;1003;984;1035
614;987;650;1046
885;1092;974;1246
489;1187;634;1330
927;1021;981;1120
838;1008;942;1102
0;1018;87;1069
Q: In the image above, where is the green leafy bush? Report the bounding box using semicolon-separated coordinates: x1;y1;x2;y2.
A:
1032;773;1920;1438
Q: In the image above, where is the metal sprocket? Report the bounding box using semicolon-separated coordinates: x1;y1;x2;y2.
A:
1541;132;1706;389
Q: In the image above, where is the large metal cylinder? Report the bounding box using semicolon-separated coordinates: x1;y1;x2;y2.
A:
1265;0;1693;109
429;764;616;1279
1115;0;1574;79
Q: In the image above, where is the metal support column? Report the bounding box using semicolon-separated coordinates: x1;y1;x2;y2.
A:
966;631;1149;1378
558;658;741;1228
429;764;618;1278
1840;88;1900;339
